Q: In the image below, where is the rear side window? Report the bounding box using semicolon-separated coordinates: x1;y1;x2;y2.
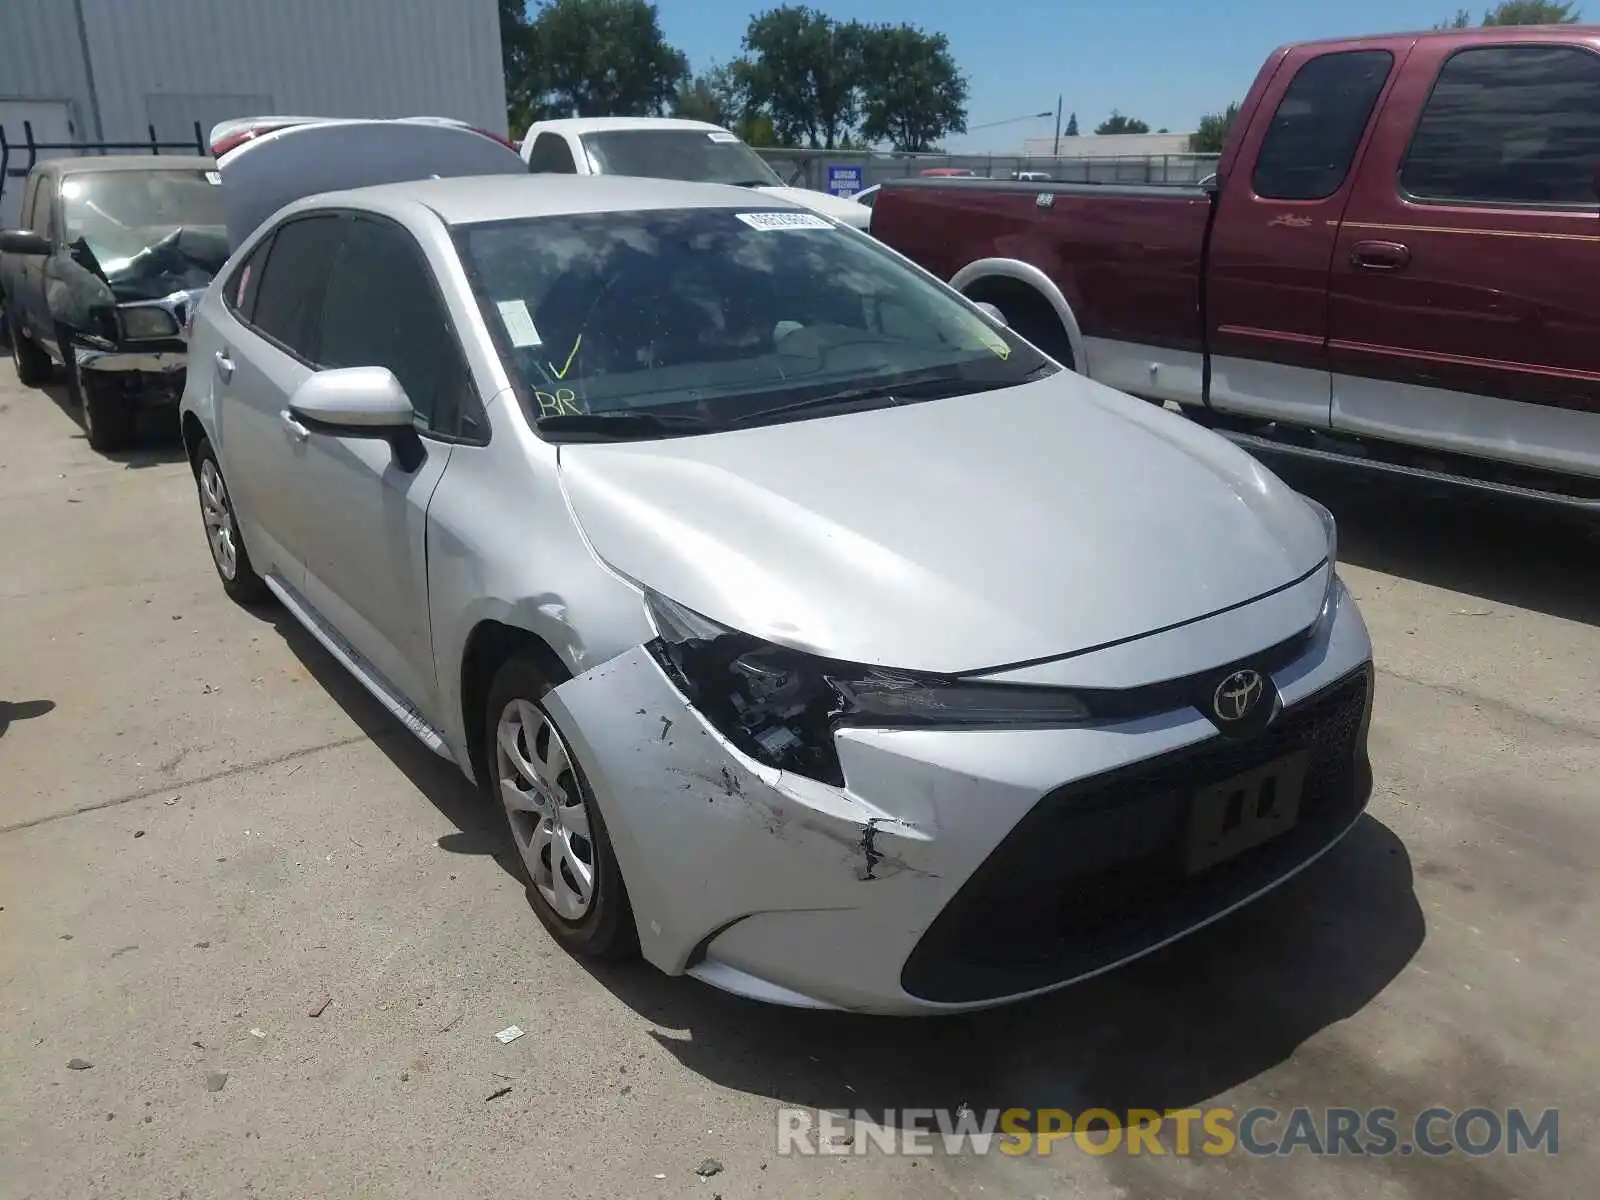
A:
1401;45;1600;207
223;235;272;323
1253;50;1394;201
311;216;468;435
249;215;343;356
526;133;577;174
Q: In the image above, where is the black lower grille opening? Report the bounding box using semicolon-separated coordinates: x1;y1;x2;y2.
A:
901;665;1375;1004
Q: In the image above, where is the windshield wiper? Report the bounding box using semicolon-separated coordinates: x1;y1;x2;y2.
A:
536;410;719;440
727;374;983;427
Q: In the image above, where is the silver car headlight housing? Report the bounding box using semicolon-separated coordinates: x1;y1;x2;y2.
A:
644;591;1091;786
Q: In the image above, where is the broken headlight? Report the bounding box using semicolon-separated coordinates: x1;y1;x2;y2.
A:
644;591;1091;787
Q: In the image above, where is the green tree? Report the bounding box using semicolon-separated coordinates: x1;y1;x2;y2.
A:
500;0;540;134
1438;1;1579;24
739;7;867;148
1095;110;1151;135
530;0;688;118
1189;102;1240;154
673;64;743;128
1064;111;1079;137
858;24;969;151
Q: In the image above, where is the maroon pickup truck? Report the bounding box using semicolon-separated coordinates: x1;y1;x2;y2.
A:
871;26;1600;507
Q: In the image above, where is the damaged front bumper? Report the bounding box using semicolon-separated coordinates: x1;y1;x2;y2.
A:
543;581;1375;1015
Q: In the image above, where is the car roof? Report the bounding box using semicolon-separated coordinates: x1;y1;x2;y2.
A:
527;116;727;136
42;155;216;177
307;172;801;226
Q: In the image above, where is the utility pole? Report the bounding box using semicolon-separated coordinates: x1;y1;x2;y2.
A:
1053;94;1062;158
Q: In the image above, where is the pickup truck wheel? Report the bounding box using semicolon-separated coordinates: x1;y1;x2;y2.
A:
194;439;270;605
7;314;51;386
61;330;133;452
485;654;638;961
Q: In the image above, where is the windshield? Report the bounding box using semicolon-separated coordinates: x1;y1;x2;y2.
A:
578;129;784;187
61;170;225;267
455;207;1051;435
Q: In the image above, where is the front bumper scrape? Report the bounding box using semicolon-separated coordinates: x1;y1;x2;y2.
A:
541;645;948;982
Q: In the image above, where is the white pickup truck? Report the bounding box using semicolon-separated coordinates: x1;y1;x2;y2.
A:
518;116;871;231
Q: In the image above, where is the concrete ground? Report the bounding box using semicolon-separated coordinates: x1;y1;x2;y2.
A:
0;370;1595;1200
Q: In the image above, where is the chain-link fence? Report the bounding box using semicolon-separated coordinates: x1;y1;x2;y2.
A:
755;148;1220;192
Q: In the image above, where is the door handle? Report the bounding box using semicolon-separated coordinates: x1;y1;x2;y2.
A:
1349;240;1411;271
213;349;235;382
279;409;310;443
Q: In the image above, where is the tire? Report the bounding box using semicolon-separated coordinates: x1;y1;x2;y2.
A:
7;312;51;386
193;437;271;605
483;653;637;959
60;327;133;451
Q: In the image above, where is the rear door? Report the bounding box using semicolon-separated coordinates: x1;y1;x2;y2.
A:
206;214;343;587
1328;36;1600;479
1205;42;1406;426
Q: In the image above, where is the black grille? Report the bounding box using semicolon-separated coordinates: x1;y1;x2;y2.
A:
901;665;1374;1004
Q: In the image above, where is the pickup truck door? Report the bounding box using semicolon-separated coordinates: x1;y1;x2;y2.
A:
10;175;55;344
1327;35;1600;481
1205;42;1407;427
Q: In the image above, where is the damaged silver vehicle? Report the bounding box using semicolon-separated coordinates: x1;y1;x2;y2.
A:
0;156;226;450
180;120;1375;1015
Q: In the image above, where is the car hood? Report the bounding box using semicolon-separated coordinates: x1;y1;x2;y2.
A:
754;185;872;230
557;374;1329;674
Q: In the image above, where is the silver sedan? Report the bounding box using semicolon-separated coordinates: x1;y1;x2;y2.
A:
179;123;1373;1015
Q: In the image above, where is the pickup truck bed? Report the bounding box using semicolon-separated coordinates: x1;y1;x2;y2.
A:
871;26;1600;508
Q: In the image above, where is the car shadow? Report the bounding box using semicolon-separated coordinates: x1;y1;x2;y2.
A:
576;816;1421;1119
38;379;186;467
257;604;524;879
257;593;1422;1118
1257;453;1600;628
0;698;55;737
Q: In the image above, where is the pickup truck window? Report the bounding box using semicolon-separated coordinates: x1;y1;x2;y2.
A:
527;132;577;175
1400;45;1600;208
25;177;53;241
1253;50;1393;201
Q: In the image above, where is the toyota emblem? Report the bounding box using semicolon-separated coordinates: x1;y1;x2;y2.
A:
1212;669;1264;723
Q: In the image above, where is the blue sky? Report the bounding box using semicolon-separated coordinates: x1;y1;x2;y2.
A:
656;1;1479;151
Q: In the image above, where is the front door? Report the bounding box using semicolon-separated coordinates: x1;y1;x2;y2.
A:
1205;43;1405;426
293;213;474;721
1328;36;1600;480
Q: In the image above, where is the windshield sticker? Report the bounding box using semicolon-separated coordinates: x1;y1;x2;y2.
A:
735;211;832;232
707;130;741;144
535;388;585;417
205;171;222;185
496;299;541;348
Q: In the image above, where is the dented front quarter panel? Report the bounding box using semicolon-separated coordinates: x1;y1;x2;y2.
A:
542;646;950;977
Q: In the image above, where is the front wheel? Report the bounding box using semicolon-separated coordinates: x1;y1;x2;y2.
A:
60;328;133;451
484;654;637;959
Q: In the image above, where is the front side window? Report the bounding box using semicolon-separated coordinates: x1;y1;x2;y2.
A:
455;207;1051;434
59;169;225;266
578;129;784;187
1253;50;1394;201
1401;45;1600;207
312;216;465;434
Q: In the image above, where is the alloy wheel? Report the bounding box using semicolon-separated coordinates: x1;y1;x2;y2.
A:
495;698;596;920
198;458;238;580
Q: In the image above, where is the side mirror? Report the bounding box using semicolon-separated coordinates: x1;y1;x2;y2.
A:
288;367;426;472
0;229;51;256
974;301;1008;327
